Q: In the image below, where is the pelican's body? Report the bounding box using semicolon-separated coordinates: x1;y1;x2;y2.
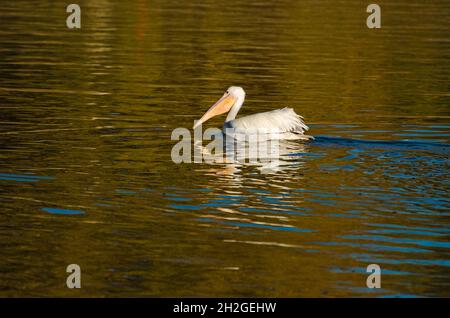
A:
193;86;313;141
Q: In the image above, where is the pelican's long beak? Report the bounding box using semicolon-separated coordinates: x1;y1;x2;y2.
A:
193;93;236;129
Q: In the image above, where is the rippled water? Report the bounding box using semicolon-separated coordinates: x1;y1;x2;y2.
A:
0;0;449;297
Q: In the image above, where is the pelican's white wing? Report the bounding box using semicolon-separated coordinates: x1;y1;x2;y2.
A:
224;107;312;140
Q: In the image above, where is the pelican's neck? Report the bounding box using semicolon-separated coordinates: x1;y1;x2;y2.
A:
225;95;245;122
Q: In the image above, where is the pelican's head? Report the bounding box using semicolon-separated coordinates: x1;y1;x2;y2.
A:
193;86;245;129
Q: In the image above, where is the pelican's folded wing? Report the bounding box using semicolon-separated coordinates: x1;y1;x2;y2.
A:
225;107;309;134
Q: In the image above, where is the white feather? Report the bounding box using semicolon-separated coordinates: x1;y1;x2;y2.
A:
223;107;313;140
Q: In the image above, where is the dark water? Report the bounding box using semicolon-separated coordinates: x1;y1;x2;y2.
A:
0;0;449;297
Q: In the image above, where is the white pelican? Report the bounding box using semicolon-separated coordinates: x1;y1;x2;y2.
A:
193;86;313;140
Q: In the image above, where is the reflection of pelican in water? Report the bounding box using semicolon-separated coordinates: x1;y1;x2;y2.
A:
193;86;313;141
195;138;310;174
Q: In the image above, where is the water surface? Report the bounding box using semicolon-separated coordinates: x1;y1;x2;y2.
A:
0;0;449;297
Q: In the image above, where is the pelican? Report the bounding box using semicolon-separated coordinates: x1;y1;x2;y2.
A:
193;86;313;140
